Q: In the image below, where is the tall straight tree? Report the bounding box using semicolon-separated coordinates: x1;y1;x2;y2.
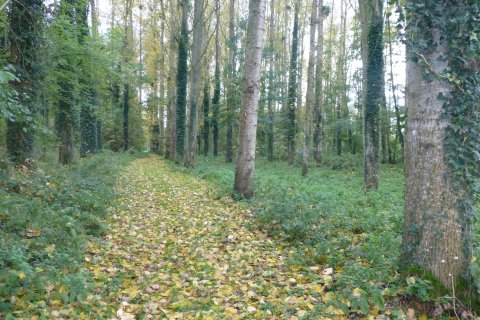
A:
175;0;189;159
202;82;210;156
225;0;236;163
211;0;221;157
313;0;325;165
233;0;267;198
122;0;133;151
359;0;384;189
266;0;275;162
184;0;205;168
402;0;479;298
6;0;44;164
301;0;317;176
286;2;299;166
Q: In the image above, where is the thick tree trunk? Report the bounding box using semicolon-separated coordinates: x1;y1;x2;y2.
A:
286;3;299;166
233;0;266;198
7;0;43;164
402;7;472;291
185;0;205;168
312;0;324;165
359;0;384;190
301;0;317;176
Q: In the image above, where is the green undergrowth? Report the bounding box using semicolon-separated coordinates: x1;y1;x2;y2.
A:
0;150;133;317
187;155;480;317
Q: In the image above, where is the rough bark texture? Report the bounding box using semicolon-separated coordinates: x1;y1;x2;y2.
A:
166;2;177;159
402;19;470;291
312;0;324;165
185;0;205;168
233;0;266;198
359;0;384;190
7;0;43;164
175;0;189;159
301;0;317;176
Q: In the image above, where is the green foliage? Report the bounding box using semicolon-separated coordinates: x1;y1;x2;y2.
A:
0;151;131;316
189;157;480;316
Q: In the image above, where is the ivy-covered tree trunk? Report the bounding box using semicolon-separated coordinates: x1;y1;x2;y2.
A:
184;0;204;168
312;0;325;165
402;0;479;298
359;0;384;190
6;0;43;164
301;0;317;176
286;3;299;166
233;0;266;199
175;0;189;160
225;0;236;163
212;0;221;157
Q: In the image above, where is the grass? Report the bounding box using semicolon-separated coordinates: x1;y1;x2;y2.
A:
186;155;480;315
0;150;134;317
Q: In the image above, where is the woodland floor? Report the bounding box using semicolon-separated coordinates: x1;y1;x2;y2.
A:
81;157;344;319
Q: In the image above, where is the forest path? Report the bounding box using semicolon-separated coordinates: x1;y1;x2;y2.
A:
85;157;330;319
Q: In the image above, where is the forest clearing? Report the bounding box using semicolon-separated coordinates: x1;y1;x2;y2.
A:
1;0;479;318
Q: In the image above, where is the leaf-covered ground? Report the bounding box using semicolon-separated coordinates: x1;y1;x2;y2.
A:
79;157;354;319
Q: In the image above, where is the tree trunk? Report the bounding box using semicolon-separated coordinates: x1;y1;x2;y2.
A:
402;0;475;294
359;0;384;190
266;0;275;162
212;0;221;157
312;0;325;165
233;0;267;199
184;0;205;168
203;82;210;156
6;0;43;164
166;1;178;159
225;0;236;163
286;3;299;166
301;0;317;176
175;0;189;160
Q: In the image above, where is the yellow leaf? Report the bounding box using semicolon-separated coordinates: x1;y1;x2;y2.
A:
419;314;428;320
352;287;362;298
45;245;55;254
18;272;26;280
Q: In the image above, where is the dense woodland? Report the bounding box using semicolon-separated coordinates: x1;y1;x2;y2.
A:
0;0;479;318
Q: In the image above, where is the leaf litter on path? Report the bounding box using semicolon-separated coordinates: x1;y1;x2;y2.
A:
81;157;345;319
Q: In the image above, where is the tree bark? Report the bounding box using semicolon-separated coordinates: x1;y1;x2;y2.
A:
312;0;325;165
401;2;472;291
212;0;221;157
175;0;189;160
359;0;384;190
266;0;275;162
233;0;267;198
184;0;205;168
301;0;317;176
286;3;299;166
225;0;236;163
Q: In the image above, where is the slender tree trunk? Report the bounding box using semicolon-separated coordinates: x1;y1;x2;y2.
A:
266;0;275;162
233;0;267;198
203;82;210;156
166;1;177;159
286;3;299;166
225;0;236;163
402;2;472;291
175;0;189;160
122;0;133;151
386;15;404;162
302;0;317;176
313;0;325;165
185;0;205;168
359;0;384;190
212;0;221;157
